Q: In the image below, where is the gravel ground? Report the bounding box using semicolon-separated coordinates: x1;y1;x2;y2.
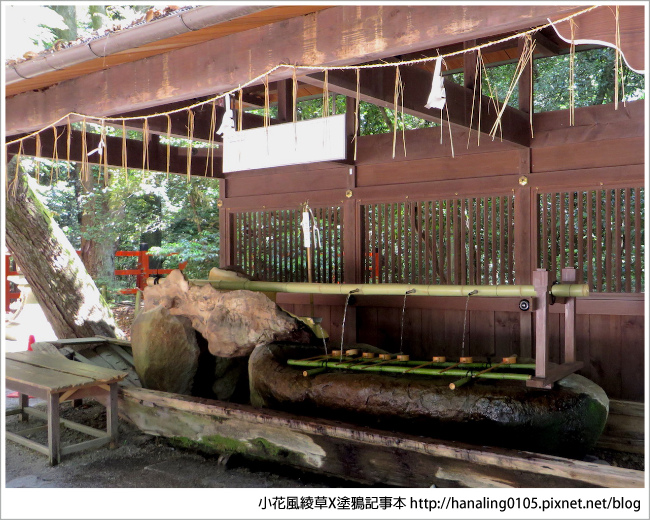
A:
4;395;367;489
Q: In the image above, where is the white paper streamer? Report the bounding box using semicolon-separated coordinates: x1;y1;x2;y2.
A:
425;57;446;110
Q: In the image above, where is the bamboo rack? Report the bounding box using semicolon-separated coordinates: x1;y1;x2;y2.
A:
189;280;589;298
288;358;532;381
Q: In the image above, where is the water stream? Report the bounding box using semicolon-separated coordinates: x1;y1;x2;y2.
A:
399;289;416;354
461;290;479;357
339;289;359;360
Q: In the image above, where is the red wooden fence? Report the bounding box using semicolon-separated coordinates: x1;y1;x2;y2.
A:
4;252;187;311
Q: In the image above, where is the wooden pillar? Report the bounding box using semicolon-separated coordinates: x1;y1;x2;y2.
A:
47;392;60;466
107;383;119;449
218;178;230;267
532;269;551;379
562;267;579;363
515;154;533;359
343;96;359;344
463;40;478;90
276;79;294;123
518;37;534;115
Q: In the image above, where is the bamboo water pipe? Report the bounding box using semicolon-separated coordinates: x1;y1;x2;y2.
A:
288;359;532;381
189;280;589;298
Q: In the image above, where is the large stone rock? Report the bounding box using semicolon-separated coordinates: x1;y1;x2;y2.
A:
250;342;609;457
131;304;199;395
143;269;314;357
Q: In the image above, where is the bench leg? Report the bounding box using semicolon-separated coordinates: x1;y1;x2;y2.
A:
107;383;119;449
19;393;29;422
47;393;61;466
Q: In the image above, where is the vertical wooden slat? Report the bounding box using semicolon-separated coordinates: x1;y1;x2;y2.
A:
364;205;370;282
506;195;512;283
577;191;584;278
558;191;566;271
440;200;446;283
476;197;482;284
614;189;622;292
604;189;612;292
460;198;467;285
624;188;631;292
634;187;642;292
468;198;475;284
410;202;417;284
377;204;384;283
424;201;431;284
540;193;547;270
372;203;377;284
263;210;269;279
242;213;247;271
328;207;333;282
273;209;286;281
483;197;489;284
568;192;575;268
371;204;378;283
595;190;603;292
445;200;451;284
290;210;296;281
452;199;460;284
497;196;504;284
490;196;497;284
586;191;594;291
318;207;330;283
550;192;557;277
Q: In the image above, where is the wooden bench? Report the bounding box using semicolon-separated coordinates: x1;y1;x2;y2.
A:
5;351;127;466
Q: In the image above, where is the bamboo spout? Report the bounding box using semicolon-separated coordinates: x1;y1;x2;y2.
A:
189;280;589;298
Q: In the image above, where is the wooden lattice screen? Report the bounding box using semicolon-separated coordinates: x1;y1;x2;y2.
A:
232;206;343;282
538;186;645;292
361;195;515;285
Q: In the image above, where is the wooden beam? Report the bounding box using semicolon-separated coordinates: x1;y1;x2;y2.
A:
109;101;279;143
7;130;221;178
301;67;531;147
534;30;563;57
119;385;644;488
5;5;587;135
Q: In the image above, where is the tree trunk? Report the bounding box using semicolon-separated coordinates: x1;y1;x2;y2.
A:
5;158;124;339
80;168;115;283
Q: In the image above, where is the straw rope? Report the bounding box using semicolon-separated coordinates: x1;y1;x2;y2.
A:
6;5;600;148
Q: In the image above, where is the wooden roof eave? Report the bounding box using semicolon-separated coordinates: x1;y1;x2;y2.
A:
5;4;587;137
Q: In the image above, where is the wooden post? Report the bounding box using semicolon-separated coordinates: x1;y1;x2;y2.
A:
562;267;579;363
107;383;119;449
515;179;533;359
276;80;294;123
19;393;29;422
518;37;534;116
463;40;478;90
47;392;60;466
218;178;230;268
532;269;551;380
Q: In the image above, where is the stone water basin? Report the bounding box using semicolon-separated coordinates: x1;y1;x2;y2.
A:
250;343;609;457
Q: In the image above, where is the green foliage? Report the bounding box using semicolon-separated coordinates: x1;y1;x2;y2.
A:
473;47;644;111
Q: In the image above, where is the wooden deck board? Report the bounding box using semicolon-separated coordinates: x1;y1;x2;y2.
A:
5;359;95;392
7;352;127;383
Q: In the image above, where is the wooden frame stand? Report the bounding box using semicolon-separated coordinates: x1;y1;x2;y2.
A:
5;352;126;466
526;268;584;389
